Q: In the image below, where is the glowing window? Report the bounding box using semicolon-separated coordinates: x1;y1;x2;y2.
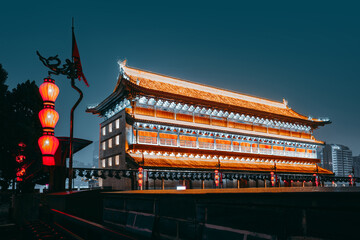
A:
116;119;120;129
102;127;106;136
116;135;120;145
108;157;112;167
108;123;112;133
101;159;106;168
115;155;120;165
102;142;106;150
108;139;112;148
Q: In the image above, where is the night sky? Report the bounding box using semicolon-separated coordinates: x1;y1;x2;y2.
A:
1;1;359;163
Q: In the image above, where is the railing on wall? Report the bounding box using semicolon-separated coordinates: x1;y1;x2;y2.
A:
72;168;358;185
51;209;136;240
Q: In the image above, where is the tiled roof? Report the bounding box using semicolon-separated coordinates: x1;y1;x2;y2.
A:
128;153;333;175
119;65;326;123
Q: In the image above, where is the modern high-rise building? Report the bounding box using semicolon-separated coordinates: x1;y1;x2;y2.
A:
353;155;360;178
87;60;332;190
323;144;353;176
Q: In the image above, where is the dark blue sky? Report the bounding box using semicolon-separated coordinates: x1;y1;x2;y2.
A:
1;1;359;163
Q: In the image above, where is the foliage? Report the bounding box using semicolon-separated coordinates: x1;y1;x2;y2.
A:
0;64;43;190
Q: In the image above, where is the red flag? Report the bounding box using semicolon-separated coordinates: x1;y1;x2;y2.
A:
72;31;89;87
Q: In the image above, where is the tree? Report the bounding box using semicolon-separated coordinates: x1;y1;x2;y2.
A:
0;64;11;188
0;64;43;190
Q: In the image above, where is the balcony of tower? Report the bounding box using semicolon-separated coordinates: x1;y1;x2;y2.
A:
127;122;320;162
131;96;323;145
126;149;332;175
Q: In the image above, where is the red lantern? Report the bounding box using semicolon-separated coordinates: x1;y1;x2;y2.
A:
349;174;353;186
38;77;60;166
214;170;219;187
38;135;59;166
270;171;275;187
16;167;26;177
18;142;26;148
138;167;143;189
16;155;25;163
39;78;59;105
38;108;59;132
16;177;23;182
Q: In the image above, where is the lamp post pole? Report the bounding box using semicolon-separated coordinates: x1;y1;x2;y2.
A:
68;77;83;190
36;51;83;191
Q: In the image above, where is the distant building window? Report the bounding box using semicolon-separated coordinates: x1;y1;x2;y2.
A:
108;138;112;148
115;155;120;165
102;142;106;150
116;119;120;129
101;159;106;168
109;123;112;133
108;157;112;167
102;127;106;136
115;135;120;145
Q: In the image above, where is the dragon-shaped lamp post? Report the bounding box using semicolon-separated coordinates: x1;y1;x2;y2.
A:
36;51;83;191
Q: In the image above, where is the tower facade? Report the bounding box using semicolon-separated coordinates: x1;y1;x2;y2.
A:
87;61;332;190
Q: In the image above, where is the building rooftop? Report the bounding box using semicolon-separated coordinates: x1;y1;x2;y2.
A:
112;61;329;126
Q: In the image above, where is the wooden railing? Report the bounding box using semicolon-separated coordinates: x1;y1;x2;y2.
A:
138;136;157;145
159;138;177;146
135;132;317;159
179;140;197;148
216;143;232;151
198;142;215;150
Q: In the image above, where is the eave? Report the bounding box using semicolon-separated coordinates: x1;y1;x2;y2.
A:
123;79;330;128
126;152;333;175
128;144;321;164
86;79;129;115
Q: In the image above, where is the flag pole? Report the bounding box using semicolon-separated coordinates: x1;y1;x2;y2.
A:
68;18;83;191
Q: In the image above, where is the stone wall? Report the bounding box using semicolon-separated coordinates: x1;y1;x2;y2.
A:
102;188;360;240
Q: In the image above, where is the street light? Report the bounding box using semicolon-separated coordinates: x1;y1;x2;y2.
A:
38;77;60;166
36;22;88;190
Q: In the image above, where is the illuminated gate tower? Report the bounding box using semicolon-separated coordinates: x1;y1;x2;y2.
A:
87;60;332;190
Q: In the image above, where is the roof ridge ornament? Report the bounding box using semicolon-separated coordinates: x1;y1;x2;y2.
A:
283;98;288;107
117;59;129;80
